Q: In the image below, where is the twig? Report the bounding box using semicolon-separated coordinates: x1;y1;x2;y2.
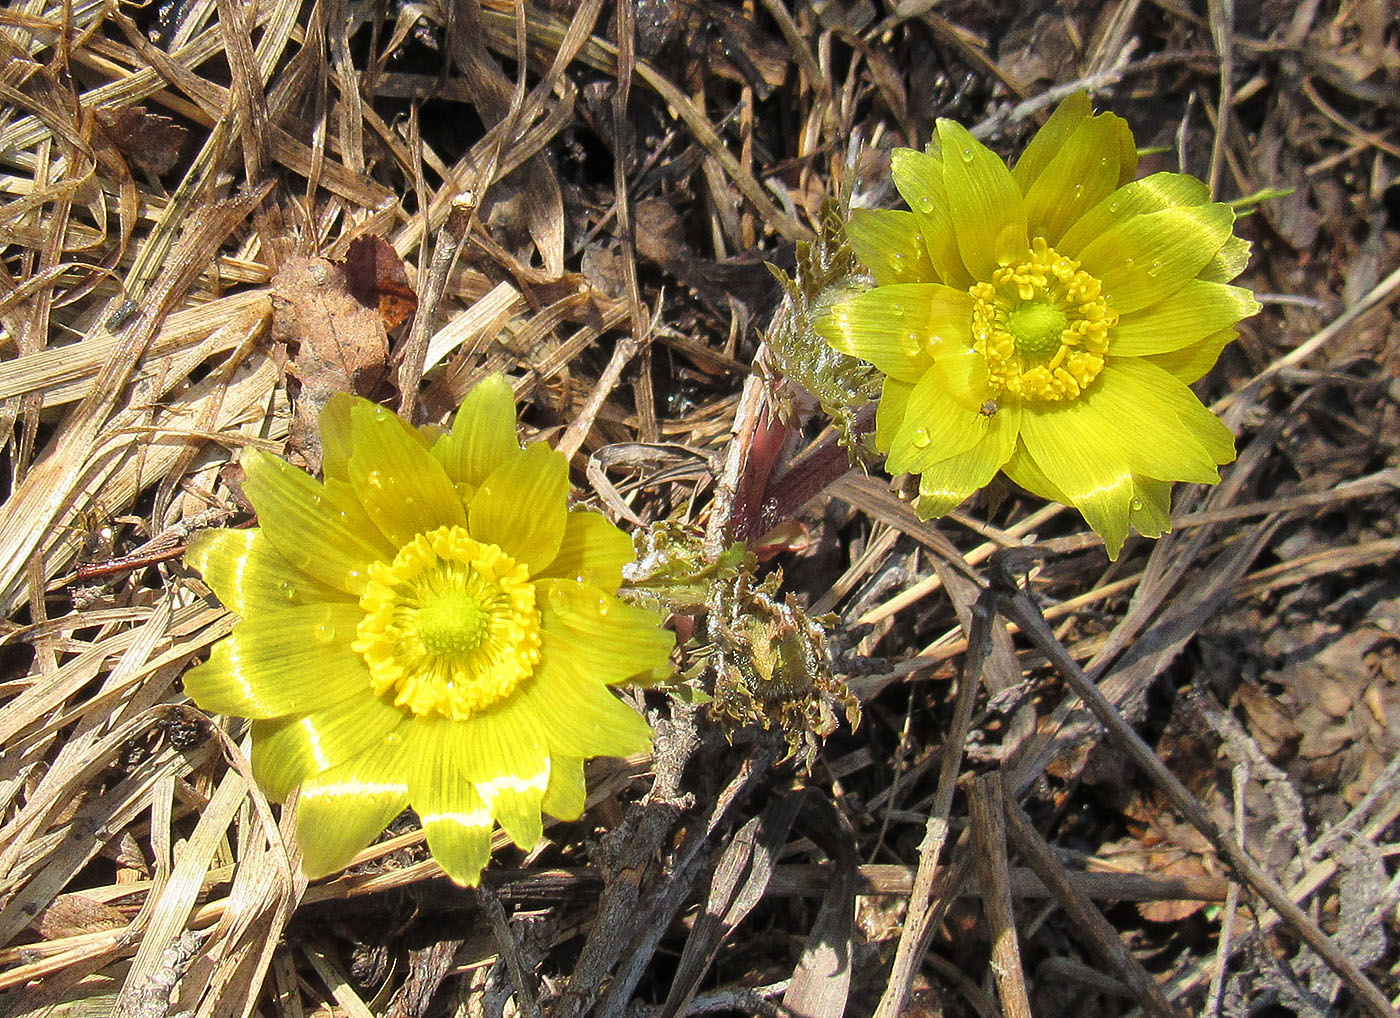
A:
396;192;476;419
1000;780;1180;1018
968;774;1032;1018
873;585;996;1018
475;885;543;1018
996;584;1399;1018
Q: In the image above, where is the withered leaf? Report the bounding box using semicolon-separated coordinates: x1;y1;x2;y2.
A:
337;235;418;331
272;256;391;471
31;893;127;938
93;105;188;176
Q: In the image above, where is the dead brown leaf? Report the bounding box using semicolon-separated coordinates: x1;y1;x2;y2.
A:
272;256;391;470
93;105;189;177
338;235;419;332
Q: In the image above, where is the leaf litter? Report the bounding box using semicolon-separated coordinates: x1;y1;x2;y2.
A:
1;0;1399;1016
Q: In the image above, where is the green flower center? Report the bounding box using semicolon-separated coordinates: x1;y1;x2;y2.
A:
969;238;1118;403
353;525;542;721
415;590;487;656
1006;302;1068;359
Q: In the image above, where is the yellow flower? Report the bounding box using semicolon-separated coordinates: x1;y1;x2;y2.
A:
817;93;1260;558
183;376;673;884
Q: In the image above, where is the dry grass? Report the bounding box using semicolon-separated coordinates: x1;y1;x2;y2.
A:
2;0;1399;1016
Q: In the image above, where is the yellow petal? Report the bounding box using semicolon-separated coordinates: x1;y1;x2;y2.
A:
1016;407;1135;559
935;119;1027;280
415;710;550;852
535;510;636;591
406;719;498;885
1197;234;1252;283
469;442;570;574
1058;171;1209;256
537;578;675;684
1010;91;1094;193
1145;327;1237;384
251;696;407;801
816;283;970;382
912;403;1021;518
241;449;393;594
432;374;521;488
847;209;938;286
875;377;914;453
186;529;349;616
541;756;587;821
1111;280;1259;356
296;739;410;880
523;656;653;759
317;392;358;483
1005;446;1174;546
890;148;973;287
1129;477;1174;539
1076;203;1236;314
183;602;370;719
1020;109;1135;246
1002;438;1070;503
886;350;993;475
1079;360;1236;479
348;401;466;546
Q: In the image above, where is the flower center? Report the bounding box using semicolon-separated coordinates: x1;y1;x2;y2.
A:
969;238;1116;402
353;525;542;721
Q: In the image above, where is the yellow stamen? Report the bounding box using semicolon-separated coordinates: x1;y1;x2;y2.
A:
970;238;1116;402
353;526;541;721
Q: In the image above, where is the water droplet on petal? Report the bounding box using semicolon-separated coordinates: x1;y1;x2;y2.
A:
891;303;905;318
911;426;932;449
918;196;935;213
596;598;610;616
960;147;974;162
1130;497;1144;512
1108;201;1121;214
279;581;296;601
1072;184;1084;198
1146;260;1162;277
315;624;336;643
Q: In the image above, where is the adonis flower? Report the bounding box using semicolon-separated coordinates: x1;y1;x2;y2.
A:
817;92;1259;557
184;377;673;884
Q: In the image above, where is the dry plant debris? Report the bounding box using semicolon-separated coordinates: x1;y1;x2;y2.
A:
1;0;1399;1016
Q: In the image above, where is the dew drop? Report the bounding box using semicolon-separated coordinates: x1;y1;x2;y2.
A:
918;196;935;213
309;492;324;507
279;580;297;601
960;147;974;162
1072;184;1084;198
315;624;336;643
384;731;401;745
596;598;610;616
911;426;932;449
1108;201;1121;214
1146;260;1162;277
891;303;905;318
1130;497;1144;512
365;470;384;489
